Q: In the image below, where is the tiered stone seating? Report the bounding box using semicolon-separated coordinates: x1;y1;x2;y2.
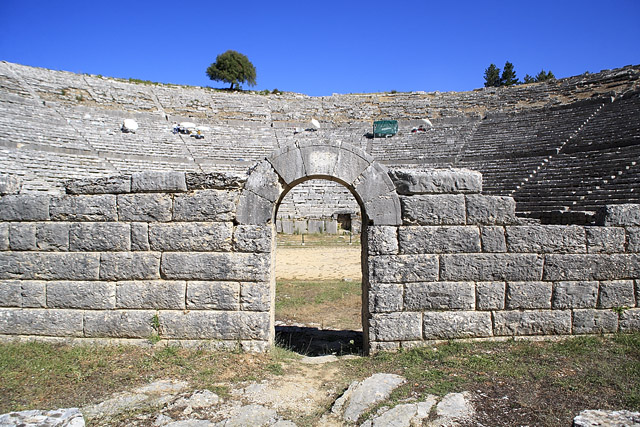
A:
0;146;112;192
0;61;638;224
278;179;359;219
513;92;640;214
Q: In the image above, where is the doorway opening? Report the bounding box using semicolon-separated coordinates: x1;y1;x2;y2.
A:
274;178;364;355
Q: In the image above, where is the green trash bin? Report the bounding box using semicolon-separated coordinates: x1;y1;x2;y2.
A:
373;120;398;138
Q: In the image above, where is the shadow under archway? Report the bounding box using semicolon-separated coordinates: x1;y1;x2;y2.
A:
275;325;363;356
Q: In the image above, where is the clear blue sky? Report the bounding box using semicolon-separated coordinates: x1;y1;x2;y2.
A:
1;0;638;96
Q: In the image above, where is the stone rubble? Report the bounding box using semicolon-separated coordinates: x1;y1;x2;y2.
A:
572;409;640;427
1;373;638;426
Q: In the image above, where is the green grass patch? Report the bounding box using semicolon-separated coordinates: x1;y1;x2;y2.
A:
0;341;275;413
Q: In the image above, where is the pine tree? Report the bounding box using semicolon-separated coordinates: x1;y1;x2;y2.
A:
523;74;535;84
535;69;555;82
500;61;519;86
484;64;501;87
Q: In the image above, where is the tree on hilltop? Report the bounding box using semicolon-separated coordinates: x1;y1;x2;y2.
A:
535;69;555;82
500;61;519;86
484;64;501;87
206;50;257;90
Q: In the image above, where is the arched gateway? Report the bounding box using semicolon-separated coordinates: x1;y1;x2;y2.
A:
237;141;402;353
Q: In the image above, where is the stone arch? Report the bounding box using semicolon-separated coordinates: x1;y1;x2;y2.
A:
236;141;401;353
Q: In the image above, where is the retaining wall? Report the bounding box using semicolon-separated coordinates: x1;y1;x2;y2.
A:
0;142;639;353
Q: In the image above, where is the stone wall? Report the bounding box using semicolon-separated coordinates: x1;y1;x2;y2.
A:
0;142;639;353
0;171;273;352
367;170;640;351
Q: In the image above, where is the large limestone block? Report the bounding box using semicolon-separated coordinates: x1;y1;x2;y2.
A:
465;195;516;225
0;194;50;221
160;311;270;340
47;281;116;309
148;222;233;252
476;281;505;310
366;226;398;255
9;223;36;250
440;254;543;281
300;145;340;177
364;193;402;226
543;254;640;281
0;252;100;280
267;145;306;186
84;310;156;338
173;190;238;222
36;223;70;251
480;226;507;253
50;195;116;221
0;223;7;250
334;142;373;186
161;252;270;281
368;283;403;313
551;281;598;309
0;174;22;195
65;175;131;194
573;309;619;334
0;308;84;336
186;172;246;190
131;171;187;193
399;226;480;254
354;163;396;203
400;195;466;225
505;225;586;253
117;194;172;222
370;312;422;341
627;227;640;252
620;308;640;332
186;281;240;310
369;254;439;283
240;282;271;311
99;252;160;281
505;282;552;309
244;161;284;203
130;222;149;251
423;311;493;339
493;310;572;336
586;227;626;254
236;191;274;225
388;168;482;195
404;282;475;310
598;280;636;308
0;280;45;308
116;281;186;309
233;225;273;253
69;223;131;251
597;204;640;226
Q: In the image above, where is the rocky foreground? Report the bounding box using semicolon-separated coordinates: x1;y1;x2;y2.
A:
1;354;638;427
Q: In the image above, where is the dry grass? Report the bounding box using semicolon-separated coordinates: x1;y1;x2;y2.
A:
275;280;362;330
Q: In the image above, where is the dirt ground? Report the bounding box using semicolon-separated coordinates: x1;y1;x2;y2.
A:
275;246;362;281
